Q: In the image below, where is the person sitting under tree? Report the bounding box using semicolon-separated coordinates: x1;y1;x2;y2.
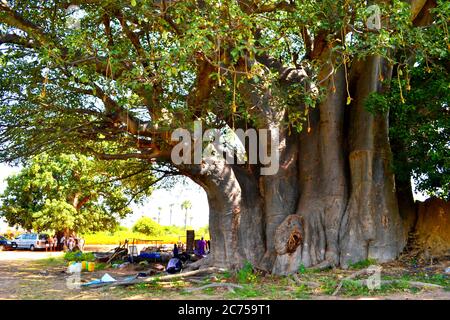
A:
198;237;207;256
166;257;182;274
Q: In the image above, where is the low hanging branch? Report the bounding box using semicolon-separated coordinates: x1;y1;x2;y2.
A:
332;269;444;296
353;279;444;289
84;267;226;289
332;268;372;296
291;274;320;288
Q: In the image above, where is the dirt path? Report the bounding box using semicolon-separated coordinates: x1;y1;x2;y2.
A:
0;252;137;299
0;251;448;300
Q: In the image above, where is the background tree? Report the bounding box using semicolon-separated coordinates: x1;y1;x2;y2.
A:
0;0;448;273
132;216;163;236
157;206;162;224
367;60;450;200
0;153;161;235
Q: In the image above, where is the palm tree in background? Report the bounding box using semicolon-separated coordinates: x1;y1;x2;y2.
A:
181;200;192;230
189;214;194;228
157;206;162;224
169;203;174;225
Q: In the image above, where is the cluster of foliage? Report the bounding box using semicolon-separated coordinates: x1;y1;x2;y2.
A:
131;216;198;237
132;216;164;236
196;224;210;237
236;261;258;284
64;251;96;262
0;230;18;240
0;153;158;233
348;258;378;269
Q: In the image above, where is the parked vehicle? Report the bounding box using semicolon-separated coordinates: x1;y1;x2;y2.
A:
13;233;49;251
0;236;16;251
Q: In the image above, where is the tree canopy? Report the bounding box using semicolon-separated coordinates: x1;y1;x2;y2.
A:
0;0;447;168
0;153;159;233
132;216;161;235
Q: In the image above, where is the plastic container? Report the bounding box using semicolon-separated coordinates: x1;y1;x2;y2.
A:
81;261;88;271
67;262;82;274
87;262;95;272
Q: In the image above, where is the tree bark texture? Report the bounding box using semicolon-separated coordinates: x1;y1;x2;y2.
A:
185;56;414;274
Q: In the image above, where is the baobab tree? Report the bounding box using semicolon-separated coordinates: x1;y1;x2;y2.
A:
0;0;448;274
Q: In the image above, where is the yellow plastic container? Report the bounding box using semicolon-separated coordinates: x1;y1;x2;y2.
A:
81;261;88;271
87;262;95;272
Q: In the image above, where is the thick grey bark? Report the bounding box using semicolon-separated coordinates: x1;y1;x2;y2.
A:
271;66;348;274
339;56;406;267
188;160;265;269
188;57;410;274
260;130;299;272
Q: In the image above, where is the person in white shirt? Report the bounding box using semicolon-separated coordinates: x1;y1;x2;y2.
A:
78;237;85;251
60;235;66;251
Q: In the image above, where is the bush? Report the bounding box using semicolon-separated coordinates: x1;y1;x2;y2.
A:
132;217;163;236
236;261;258;284
348;258;378;269
115;225;129;232
162;225;185;236
197;225;210;238
64;251;95;262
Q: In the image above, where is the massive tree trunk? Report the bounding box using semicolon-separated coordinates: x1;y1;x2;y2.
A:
185;0;436;274
338;56;406;267
186;160;266;269
185;56;411;275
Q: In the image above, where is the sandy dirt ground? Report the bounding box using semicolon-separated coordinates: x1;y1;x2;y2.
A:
0;251;449;300
0;251;218;300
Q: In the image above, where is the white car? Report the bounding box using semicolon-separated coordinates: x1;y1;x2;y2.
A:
13;233;49;251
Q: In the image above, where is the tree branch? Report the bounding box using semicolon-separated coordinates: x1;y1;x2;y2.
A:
253;1;296;14
0;33;36;48
93;151;169;161
115;9;149;68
